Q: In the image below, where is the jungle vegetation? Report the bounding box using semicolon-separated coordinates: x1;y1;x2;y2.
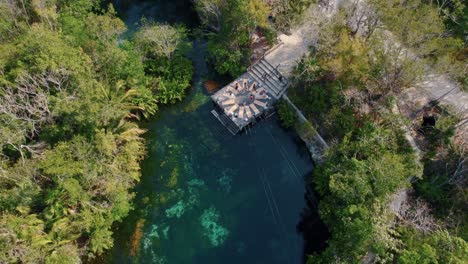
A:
0;0;193;262
0;0;466;263
195;0;313;77
195;0;271;76
284;0;467;262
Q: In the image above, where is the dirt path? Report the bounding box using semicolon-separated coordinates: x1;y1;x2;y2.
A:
348;0;467;118
417;73;468;117
267;0;467;117
265;1;340;77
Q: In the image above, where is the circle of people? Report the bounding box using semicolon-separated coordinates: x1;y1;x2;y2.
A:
220;78;270;122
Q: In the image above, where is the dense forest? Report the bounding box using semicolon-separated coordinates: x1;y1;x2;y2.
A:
0;0;193;262
284;0;467;263
0;0;467;263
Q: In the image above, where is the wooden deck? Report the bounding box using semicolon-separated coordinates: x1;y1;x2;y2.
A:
211;58;289;134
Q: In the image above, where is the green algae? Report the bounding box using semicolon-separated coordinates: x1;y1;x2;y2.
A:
142;224;169;264
199;206;230;247
165;200;186;219
188;178;205;187
143;236;154;251
165;177;206;219
148;224;160;239
183;89;209;112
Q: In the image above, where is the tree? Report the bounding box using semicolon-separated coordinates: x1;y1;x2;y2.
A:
204;0;271;76
134;22;193;104
277;100;297;128
0;0;30;43
193;0;225;32
134;22;190;60
366;32;425;95
311;124;421;262
0;0;167;261
398;228;468;263
31;0;58;30
271;0;314;31
371;0;463;64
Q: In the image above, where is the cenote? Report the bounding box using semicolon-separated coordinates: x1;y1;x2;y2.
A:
105;1;328;263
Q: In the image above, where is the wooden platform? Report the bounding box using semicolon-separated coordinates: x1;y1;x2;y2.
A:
211;58;289;134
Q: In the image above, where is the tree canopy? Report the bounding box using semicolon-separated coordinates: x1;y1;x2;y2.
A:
0;0;193;262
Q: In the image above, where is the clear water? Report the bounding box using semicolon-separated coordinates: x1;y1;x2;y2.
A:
106;1;320;263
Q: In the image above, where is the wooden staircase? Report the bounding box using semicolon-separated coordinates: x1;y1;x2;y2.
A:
248;58;289;98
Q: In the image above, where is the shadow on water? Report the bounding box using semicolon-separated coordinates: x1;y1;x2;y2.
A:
101;1;329;263
298;189;330;262
111;0;199;32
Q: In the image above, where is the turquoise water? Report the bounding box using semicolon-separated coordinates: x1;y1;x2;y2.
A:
106;1;321;263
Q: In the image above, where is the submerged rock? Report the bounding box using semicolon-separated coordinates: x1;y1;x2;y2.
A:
129;219;145;256
204;80;220;93
237;241;246;255
199;206;229;247
217;172;233;194
162;226;170;239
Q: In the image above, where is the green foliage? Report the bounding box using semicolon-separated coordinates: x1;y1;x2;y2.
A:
311;124;421;262
277;100;297;128
291;17;428;262
271;0;315;31
207;40;246;76
0;0;190;262
413;112;466;241
372;0;463;60
45;244;80;264
429;113;457;148
295;2;467;262
0;1;31;43
203;0;271;77
371;0;466;88
289;55;357;140
398;227;468;264
134;22;193;104
319;27;371;86
134;22;191;60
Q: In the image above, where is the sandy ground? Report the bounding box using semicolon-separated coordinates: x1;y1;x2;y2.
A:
266;0;467;140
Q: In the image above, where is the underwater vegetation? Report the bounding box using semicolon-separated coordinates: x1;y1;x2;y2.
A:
143;224;170;249
166;168;179;188
200;206;230;247
126;108;237;261
165;200;187;219
141;224;170;264
183;88;210;112
165;177;207;219
188;178;205;187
